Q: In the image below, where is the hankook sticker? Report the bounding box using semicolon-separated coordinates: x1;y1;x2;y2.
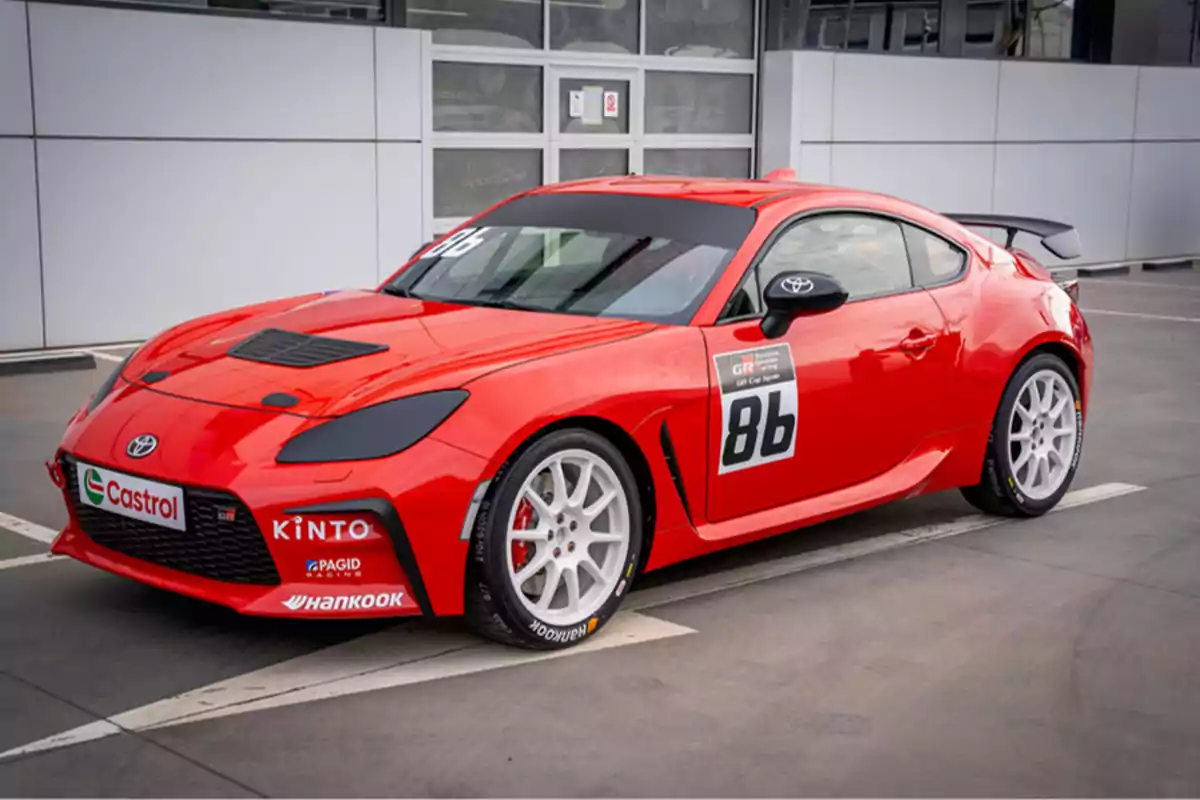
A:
713;344;798;474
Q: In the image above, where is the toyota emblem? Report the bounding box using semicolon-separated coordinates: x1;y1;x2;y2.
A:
126;434;158;459
781;276;814;295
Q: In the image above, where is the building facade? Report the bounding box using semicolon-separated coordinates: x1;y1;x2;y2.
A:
2;0;1199;349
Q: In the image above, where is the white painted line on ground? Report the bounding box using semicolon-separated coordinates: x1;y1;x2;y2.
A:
1083;308;1200;323
1080;278;1200;291
0;511;59;544
0;611;694;761
0;351;88;364
0;482;1146;762
0;341;141;359
81;350;125;363
628;482;1147;613
0;553;67;572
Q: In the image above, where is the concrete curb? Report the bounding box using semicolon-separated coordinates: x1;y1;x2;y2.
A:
1076;264;1132;277
0;352;96;377
1142;260;1194;272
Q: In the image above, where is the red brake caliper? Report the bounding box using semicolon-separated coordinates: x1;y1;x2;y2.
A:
511;497;535;571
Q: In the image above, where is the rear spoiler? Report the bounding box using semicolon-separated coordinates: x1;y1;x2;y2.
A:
944;214;1082;261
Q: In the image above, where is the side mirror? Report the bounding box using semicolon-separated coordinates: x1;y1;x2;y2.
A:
760;271;848;338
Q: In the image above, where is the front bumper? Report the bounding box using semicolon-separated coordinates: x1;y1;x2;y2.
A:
51;385;490;618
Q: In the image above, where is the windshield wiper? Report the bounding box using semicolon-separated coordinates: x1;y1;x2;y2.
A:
380;284;422;300
475;297;542;312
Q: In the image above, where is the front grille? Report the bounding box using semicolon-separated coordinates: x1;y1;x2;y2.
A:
227;328;387;368
62;458;280;586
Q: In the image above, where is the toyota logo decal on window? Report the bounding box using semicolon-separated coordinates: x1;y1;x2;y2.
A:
126;434;158;459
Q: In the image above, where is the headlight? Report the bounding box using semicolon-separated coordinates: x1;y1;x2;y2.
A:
276;389;469;464
86;352;135;414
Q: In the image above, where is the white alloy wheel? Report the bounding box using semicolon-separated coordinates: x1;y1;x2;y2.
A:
1006;368;1079;501
505;448;631;627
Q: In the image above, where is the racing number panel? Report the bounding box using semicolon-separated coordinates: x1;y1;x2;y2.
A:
713;345;799;474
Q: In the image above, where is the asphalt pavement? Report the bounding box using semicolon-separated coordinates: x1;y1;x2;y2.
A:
0;270;1197;797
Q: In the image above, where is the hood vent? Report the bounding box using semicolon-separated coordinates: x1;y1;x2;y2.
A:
227;329;387;368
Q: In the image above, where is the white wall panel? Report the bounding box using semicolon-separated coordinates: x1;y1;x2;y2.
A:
376;143;425;282
0;139;42;350
0;0;32;136
831;144;994;214
38;140;376;346
993;143;1133;265
1133;67;1200;141
28;2;374;139
758;51;798;174
375;27;425;142
796;50;834;142
796;144;831;184
996;62;1137;142
1126;142;1200;259
831;54;998;143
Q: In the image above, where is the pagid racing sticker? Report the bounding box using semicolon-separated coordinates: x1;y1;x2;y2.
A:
713;344;798;474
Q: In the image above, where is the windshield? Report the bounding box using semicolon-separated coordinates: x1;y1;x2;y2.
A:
384;193;755;325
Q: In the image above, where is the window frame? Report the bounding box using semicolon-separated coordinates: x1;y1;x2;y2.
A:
899;221;970;290
713;207;971;325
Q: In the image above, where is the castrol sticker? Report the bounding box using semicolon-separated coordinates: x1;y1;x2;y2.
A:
78;462;186;532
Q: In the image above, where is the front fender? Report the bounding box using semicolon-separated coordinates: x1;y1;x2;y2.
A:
429;325;710;540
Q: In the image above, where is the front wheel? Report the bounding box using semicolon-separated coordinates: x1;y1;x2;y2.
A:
465;429;643;649
961;353;1084;517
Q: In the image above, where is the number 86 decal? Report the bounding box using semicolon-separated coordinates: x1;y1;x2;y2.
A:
714;345;799;474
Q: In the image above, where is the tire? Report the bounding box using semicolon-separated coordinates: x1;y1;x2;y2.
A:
961;353;1084;518
465;428;643;650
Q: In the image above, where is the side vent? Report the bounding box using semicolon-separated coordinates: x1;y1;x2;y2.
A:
228;329;387;368
659;422;692;521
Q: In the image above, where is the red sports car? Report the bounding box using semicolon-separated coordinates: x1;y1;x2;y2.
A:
47;173;1092;649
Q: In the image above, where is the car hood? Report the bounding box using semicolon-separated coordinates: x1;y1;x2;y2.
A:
123;290;656;418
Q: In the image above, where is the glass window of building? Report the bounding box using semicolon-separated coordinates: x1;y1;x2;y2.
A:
644;149;751;178
560;150;630;181
433;63;542;133
550;0;640;54
645;0;755;58
767;0;942;54
645;72;753;135
1026;0;1073;59
962;0;1027;57
434;149;543;219
413;0;543;49
1111;0;1199;65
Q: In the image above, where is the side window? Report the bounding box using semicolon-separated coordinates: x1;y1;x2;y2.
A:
759;214;913;301
902;224;967;287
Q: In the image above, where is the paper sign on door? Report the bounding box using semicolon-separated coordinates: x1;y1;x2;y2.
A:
603;90;619;118
568;90;584;119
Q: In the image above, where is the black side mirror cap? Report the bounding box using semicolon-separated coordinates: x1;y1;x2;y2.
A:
760;271;849;338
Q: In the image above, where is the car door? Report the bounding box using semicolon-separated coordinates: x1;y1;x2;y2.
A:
702;212;954;524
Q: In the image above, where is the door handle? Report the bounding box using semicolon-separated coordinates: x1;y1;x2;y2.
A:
899;332;938;353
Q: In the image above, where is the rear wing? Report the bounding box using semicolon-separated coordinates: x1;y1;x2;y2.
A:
944;214;1082;261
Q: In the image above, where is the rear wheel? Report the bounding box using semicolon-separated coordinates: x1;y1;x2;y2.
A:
465;429;643;649
961;353;1083;517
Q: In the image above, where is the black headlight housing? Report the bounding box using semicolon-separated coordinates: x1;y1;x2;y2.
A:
276;389;469;464
86;352;135;414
